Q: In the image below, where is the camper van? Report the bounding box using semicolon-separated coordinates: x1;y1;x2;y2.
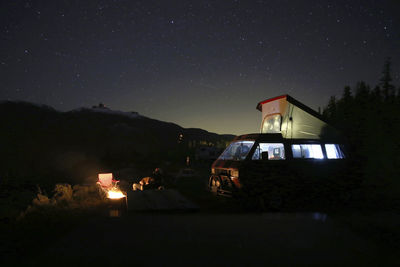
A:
208;133;346;195
209;95;346;196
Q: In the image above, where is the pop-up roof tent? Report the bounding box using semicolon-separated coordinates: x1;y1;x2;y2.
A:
256;95;337;139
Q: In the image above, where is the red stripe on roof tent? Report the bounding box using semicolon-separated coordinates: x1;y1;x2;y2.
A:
256;94;287;111
258;94;287;105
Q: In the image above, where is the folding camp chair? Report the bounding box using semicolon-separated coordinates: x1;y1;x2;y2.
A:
97;173;119;190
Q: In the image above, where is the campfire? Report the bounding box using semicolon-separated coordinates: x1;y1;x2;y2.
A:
97;173;124;197
97;173;128;216
107;188;125;199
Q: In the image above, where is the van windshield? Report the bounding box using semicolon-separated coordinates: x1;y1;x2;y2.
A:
218;141;255;161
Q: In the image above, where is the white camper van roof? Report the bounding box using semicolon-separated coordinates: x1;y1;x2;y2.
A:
256;94;335;139
256;94;324;120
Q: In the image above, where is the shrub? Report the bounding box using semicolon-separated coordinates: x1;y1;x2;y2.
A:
19;183;107;219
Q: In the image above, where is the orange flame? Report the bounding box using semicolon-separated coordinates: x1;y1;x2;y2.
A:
107;189;125;199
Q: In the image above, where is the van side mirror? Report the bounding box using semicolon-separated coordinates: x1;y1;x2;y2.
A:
261;151;269;160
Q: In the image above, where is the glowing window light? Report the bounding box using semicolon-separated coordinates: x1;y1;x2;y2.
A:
252;143;285;160
310;144;324;159
262;114;281;133
325;144;344;159
291;144;324;159
218;141;255;161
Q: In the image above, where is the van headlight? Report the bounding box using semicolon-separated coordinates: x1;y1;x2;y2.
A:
231;170;239;178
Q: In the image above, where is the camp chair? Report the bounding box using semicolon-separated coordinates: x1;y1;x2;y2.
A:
97;173;119;190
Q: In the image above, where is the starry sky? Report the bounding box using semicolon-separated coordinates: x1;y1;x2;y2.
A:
1;0;399;135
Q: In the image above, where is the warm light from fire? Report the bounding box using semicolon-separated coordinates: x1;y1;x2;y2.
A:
107;189;125;199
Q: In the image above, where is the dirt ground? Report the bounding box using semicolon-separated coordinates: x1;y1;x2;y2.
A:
3;168;400;266
21;211;398;266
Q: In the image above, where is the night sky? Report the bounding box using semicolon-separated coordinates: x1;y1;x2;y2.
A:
1;0;399;135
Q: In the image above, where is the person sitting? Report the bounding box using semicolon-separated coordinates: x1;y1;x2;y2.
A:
132;168;164;191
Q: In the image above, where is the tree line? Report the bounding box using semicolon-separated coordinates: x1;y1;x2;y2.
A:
322;57;400;189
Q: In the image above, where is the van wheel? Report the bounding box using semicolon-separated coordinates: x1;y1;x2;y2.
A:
209;175;221;195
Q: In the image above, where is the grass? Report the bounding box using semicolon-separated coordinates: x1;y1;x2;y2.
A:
1;206;108;266
0;183;109;266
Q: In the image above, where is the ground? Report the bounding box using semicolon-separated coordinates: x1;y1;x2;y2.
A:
1;165;400;266
21;212;400;266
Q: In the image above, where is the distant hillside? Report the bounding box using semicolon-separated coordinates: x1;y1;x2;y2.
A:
0;101;234;185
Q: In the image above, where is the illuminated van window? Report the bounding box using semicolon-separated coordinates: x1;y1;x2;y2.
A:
261;114;281;133
252;143;285;160
325;144;345;159
218;141;255;161
292;144;324;159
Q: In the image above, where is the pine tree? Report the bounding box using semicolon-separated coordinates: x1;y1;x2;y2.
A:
372;86;381;99
342;86;352;101
339;86;353;126
380;57;395;100
355;81;370;104
323;96;337;122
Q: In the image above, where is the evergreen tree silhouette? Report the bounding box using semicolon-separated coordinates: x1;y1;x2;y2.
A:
380;57;395;100
337;86;353;134
354;81;370;102
323;96;337;122
342;86;352;101
372;86;382;101
323;58;399;188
